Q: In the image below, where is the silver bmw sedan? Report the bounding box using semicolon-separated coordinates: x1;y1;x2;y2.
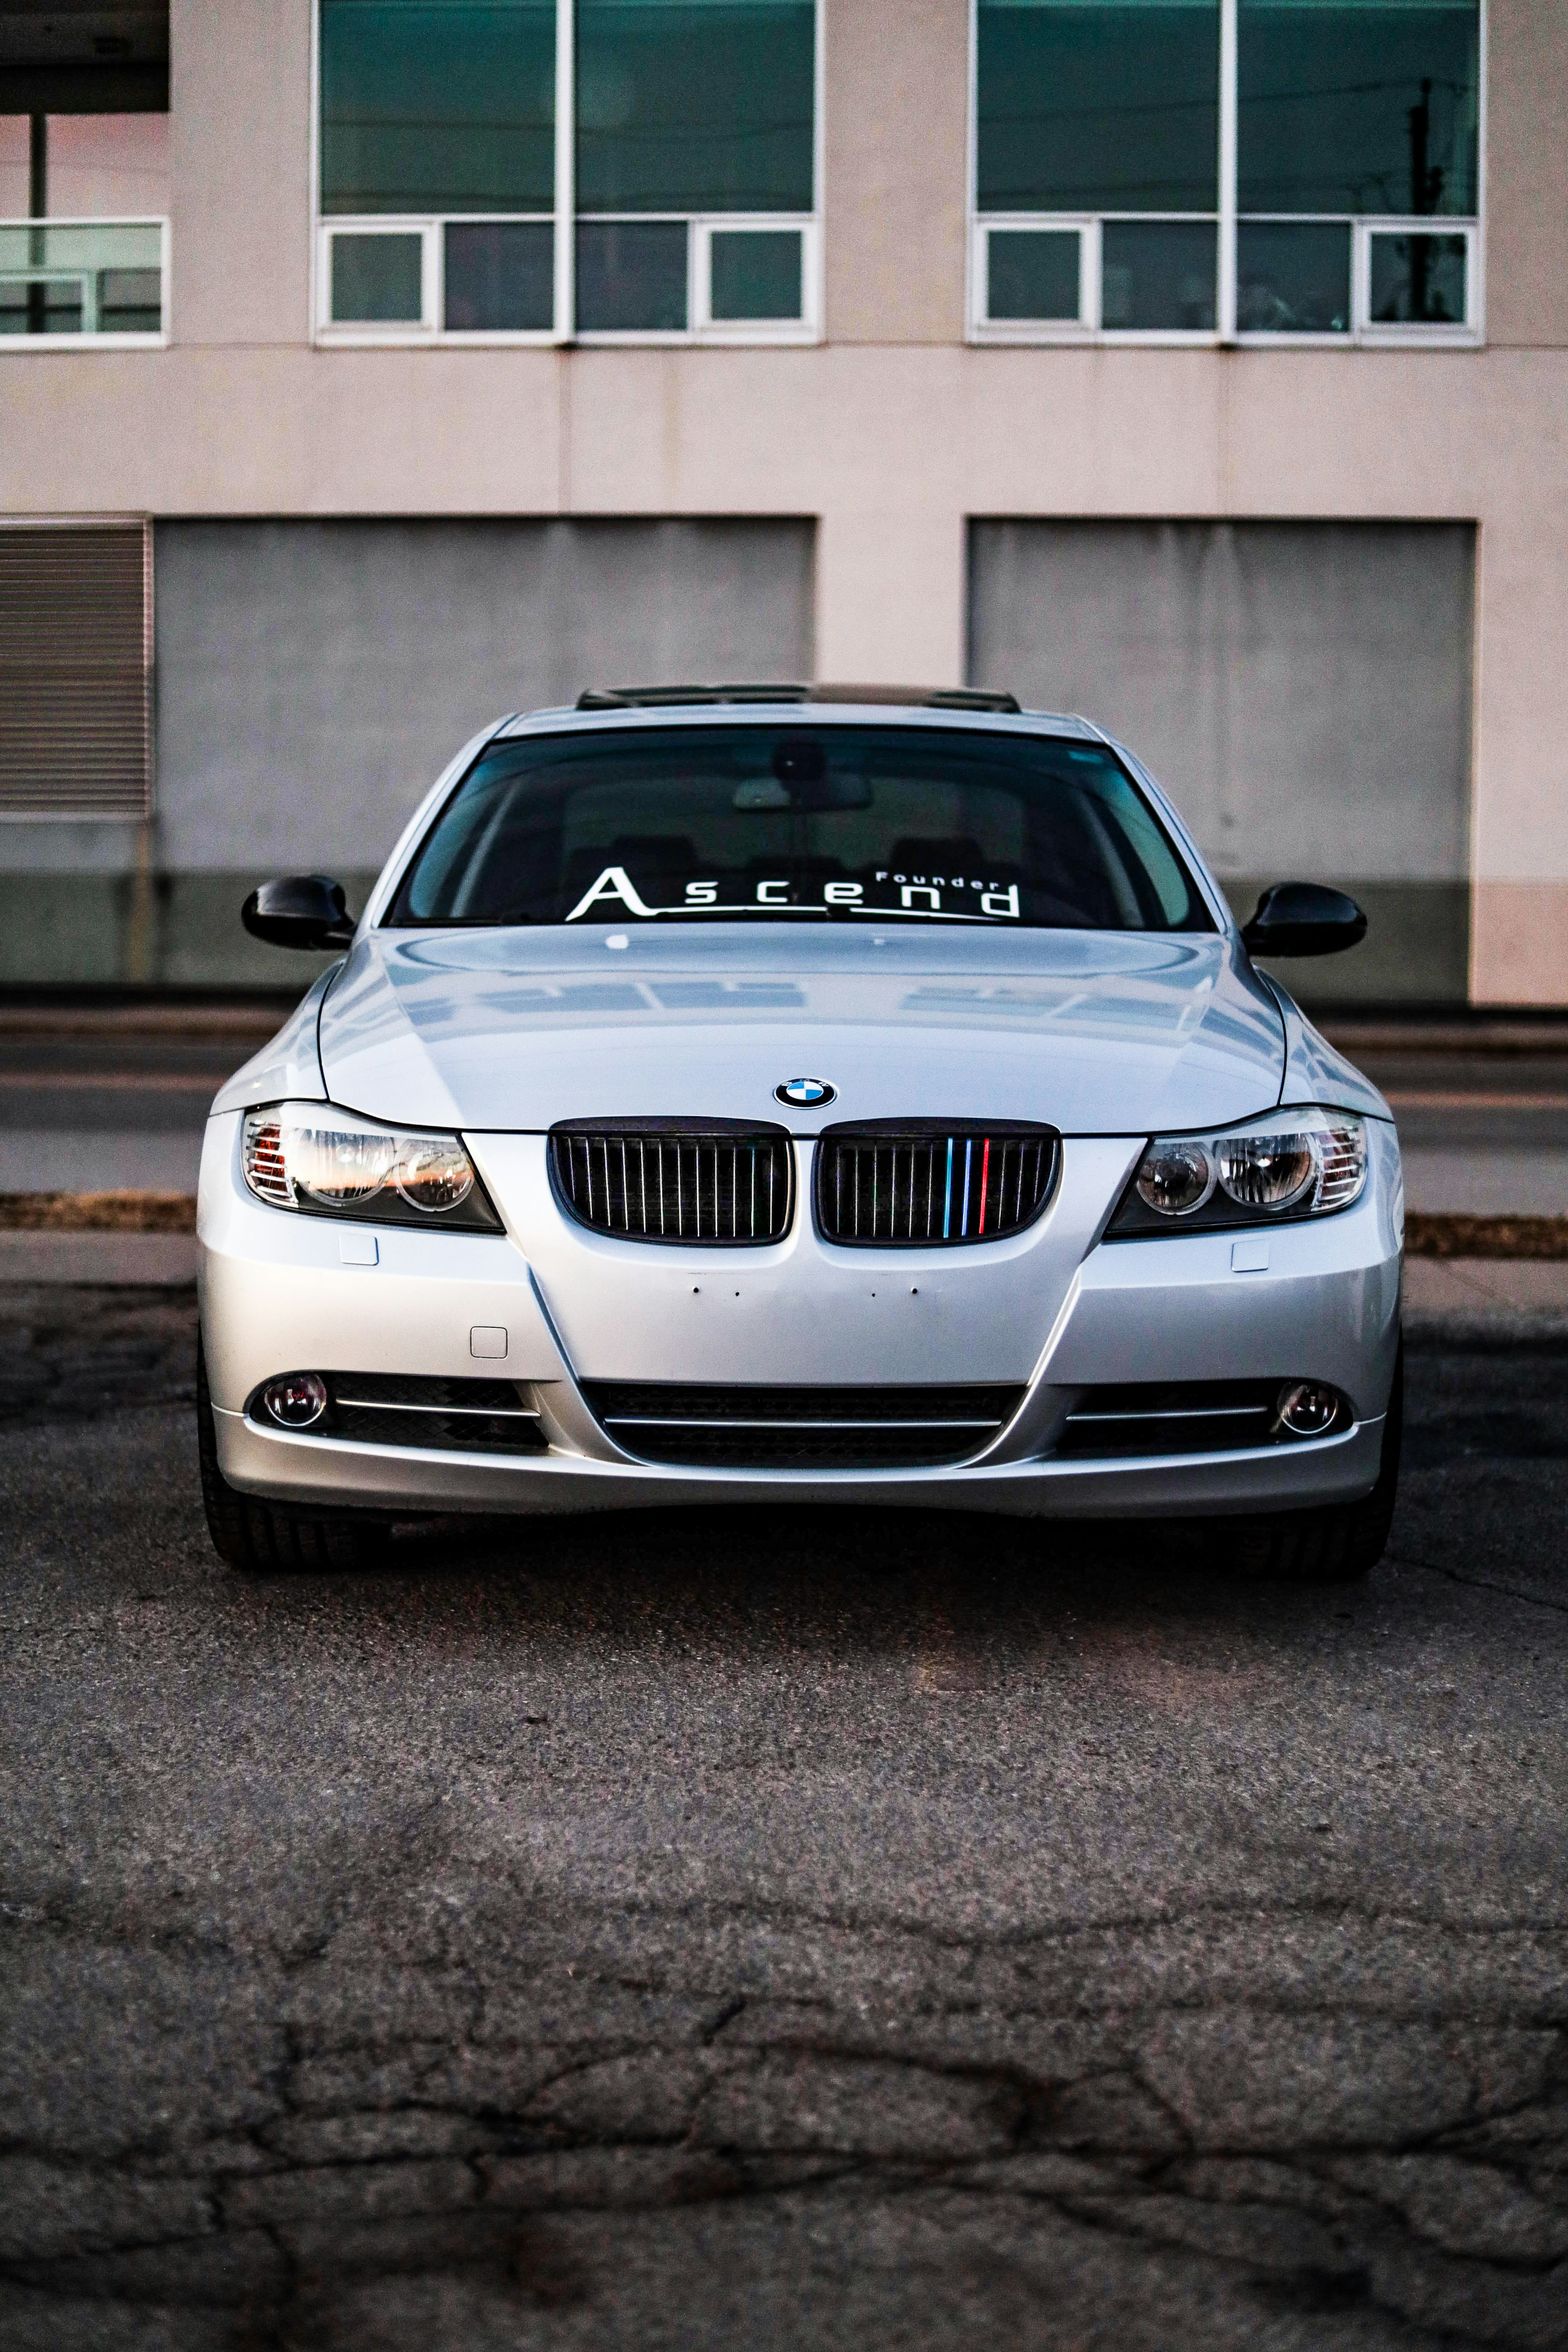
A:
197;689;1402;1581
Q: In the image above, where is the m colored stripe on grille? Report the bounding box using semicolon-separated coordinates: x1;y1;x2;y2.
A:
550;1126;793;1244
816;1125;1058;1247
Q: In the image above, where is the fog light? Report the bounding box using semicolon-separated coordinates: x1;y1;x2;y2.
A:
262;1372;328;1429
1276;1380;1340;1438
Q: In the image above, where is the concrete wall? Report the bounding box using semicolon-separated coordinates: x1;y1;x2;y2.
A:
969;520;1476;1002
1486;0;1568;349
1;0;1566;1002
152;517;815;871
971;522;1475;885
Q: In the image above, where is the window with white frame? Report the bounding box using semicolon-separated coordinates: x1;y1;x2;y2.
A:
0;113;169;347
316;0;820;343
971;0;1482;345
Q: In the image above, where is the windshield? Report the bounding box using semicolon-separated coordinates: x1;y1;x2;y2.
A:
386;724;1215;933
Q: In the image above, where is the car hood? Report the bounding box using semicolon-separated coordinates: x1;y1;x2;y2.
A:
304;923;1296;1137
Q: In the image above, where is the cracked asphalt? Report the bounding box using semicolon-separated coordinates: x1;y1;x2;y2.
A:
0;1285;1564;2351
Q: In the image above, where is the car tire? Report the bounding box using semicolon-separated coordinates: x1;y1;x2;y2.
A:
1226;1340;1404;1583
196;1338;385;1573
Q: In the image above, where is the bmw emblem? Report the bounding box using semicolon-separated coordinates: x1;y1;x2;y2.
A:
775;1076;836;1108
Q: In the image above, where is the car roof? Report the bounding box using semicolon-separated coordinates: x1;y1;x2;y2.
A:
495;693;1103;742
573;684;1027;713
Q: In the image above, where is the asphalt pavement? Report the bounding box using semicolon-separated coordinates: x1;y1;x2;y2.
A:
1350;1042;1568;1217
0;1008;278;1197
1;1285;1564;2350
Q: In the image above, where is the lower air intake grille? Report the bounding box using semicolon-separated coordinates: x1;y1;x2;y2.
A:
250;1372;547;1454
551;1122;793;1244
330;1372;547;1453
582;1382;1025;1468
1057;1381;1285;1458
816;1123;1059;1247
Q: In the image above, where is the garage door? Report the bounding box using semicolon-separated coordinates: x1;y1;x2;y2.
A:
968;521;1474;1002
155;517;815;874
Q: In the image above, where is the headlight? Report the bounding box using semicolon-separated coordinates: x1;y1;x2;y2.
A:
1134;1138;1216;1217
241;1104;502;1231
1109;1107;1368;1237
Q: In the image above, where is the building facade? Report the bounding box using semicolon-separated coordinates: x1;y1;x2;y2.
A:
0;0;1564;1005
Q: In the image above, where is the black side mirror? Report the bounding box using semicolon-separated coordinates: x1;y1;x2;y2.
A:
241;875;357;951
1241;882;1367;959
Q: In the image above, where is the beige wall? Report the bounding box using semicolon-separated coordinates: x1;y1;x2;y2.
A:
169;0;312;346
1485;0;1568;348
823;0;969;345
1472;883;1568;1002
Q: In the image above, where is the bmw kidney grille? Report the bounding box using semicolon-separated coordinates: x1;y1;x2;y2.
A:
551;1122;794;1243
816;1123;1059;1246
551;1119;1059;1246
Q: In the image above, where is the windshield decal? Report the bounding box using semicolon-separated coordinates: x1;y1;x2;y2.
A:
562;865;1023;925
563;866;660;922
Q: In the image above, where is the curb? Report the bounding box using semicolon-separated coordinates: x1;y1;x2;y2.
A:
0;1192;197;1233
0;1233;197;1286
1406;1213;1568;1260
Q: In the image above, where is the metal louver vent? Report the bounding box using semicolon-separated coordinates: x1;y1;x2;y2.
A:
550;1120;794;1244
0;522;152;818
816;1122;1059;1247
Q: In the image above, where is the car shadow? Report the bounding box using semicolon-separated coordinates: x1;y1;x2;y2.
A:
227;1496;1378;1677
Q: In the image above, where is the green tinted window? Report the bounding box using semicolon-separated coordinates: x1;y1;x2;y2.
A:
331;230;424;318
709;227;803;319
987;230;1081;320
1102;219;1215;326
1237;220;1351;331
576;0;814;213
1238;1;1480;216
1370;229;1466;322
576;220;689;327
444;220;554;326
977;0;1220;215
320;0;555;214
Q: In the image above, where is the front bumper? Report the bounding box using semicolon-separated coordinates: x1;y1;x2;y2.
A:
199;1112;1402;1522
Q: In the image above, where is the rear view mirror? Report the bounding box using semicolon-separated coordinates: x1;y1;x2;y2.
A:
241;875;357;951
1241;882;1367;959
